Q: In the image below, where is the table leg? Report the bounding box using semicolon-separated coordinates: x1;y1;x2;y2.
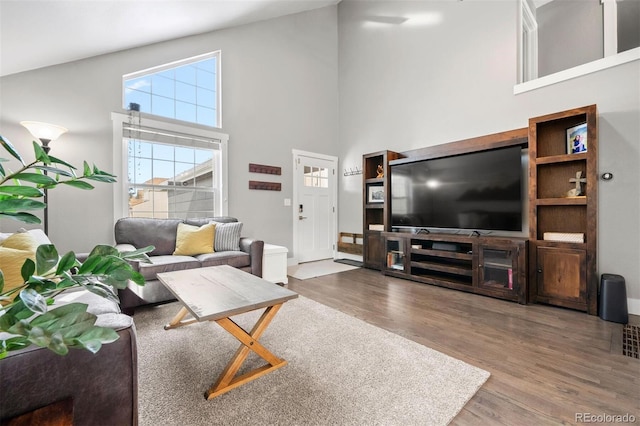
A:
164;306;197;330
205;303;287;400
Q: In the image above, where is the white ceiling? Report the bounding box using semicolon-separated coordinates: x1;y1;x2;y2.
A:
0;0;339;77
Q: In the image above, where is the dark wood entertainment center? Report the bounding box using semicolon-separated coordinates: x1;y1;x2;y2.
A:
362;105;598;314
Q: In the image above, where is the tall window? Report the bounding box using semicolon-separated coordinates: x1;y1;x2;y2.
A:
112;112;228;220
123;51;221;128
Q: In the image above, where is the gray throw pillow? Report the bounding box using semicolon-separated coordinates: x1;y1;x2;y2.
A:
214;222;243;251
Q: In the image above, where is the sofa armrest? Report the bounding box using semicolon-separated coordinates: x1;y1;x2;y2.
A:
0;322;138;425
239;238;264;277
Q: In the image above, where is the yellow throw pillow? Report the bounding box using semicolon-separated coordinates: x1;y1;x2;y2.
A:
0;232;40;299
173;222;216;256
1;231;40;251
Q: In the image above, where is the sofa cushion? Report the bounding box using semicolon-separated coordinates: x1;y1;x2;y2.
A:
213;222;243;251
196;251;251;269
0;232;41;297
173;223;215;256
137;255;201;281
114;217;182;256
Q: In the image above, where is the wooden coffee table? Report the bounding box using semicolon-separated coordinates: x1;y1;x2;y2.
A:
156;265;298;400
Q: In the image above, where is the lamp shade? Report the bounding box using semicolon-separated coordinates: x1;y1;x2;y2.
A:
20;121;68;142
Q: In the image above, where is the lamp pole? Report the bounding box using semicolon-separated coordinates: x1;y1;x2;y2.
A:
20;121;68;235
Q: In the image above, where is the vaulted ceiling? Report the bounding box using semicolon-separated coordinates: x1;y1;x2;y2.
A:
0;0;339;77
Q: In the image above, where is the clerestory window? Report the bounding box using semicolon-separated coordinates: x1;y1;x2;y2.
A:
123;51;221;128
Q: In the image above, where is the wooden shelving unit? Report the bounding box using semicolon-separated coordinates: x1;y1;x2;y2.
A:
528;105;598;314
362;150;402;269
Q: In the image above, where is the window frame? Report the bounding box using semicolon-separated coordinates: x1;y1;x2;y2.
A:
111;111;229;223
122;51;222;128
515;0;639;94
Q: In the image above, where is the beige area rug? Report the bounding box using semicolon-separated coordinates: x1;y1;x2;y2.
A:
134;296;490;426
287;259;360;280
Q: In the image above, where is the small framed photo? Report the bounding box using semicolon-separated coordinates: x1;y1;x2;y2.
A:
367;184;384;203
566;123;587;154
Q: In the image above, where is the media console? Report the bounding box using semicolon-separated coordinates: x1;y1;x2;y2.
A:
382;232;528;304
364;106;598;312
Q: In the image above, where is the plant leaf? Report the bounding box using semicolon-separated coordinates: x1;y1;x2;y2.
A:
0;135;25;165
0;186;44;197
61;180;94;190
47;332;69;355
83;161;92;176
19;288;48;314
12;172;57;185
0;198;47;212
89;245;120;257
84;283;120;302
85;175;117;183
74;327;120;353
129;270;145;285
4;299;35;321
56;251;77;275
2;336;30;353
35;244;59;275
32;141;51;164
20;258;35;282
0;212;41;224
33;165;74;177
77;255;101;274
30;303;93;331
120;245;155;261
47;155;76;169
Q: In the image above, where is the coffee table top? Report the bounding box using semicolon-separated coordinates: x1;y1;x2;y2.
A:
157;265;298;322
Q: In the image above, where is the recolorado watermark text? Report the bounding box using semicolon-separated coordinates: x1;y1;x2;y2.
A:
576;413;636;423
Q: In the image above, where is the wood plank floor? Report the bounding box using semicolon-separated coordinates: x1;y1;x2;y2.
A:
287;268;640;425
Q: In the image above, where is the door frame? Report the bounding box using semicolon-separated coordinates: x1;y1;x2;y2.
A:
291;149;339;265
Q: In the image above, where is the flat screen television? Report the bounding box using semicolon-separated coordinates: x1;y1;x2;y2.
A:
390;146;523;232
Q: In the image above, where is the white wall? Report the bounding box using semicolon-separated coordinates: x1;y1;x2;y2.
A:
337;0;640;314
0;6;339;254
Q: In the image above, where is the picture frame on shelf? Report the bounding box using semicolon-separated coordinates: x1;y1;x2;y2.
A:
367;184;384;203
566;122;587;154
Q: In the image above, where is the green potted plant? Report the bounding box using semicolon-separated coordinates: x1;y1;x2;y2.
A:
0;135;152;358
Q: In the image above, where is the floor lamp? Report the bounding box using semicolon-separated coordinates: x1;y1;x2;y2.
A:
20;121;68;235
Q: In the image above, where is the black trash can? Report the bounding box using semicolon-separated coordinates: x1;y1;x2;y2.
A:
598;274;628;324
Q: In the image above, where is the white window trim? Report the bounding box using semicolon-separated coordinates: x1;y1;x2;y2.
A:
519;0;538;83
602;0;618;57
514;47;640;94
122;50;222;129
111;111;229;224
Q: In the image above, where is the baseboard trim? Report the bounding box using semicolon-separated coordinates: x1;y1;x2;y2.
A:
626;298;640;316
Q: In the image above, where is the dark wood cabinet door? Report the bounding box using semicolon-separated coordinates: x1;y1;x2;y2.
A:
364;231;383;270
535;246;587;310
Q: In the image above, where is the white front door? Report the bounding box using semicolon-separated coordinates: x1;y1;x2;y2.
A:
293;151;337;263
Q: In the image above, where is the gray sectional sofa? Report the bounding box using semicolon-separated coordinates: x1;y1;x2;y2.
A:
114;216;264;313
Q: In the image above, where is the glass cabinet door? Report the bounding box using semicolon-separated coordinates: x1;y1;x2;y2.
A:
478;247;516;292
385;238;406;273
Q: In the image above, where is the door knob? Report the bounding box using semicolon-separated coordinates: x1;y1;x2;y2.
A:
299;215;307;220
